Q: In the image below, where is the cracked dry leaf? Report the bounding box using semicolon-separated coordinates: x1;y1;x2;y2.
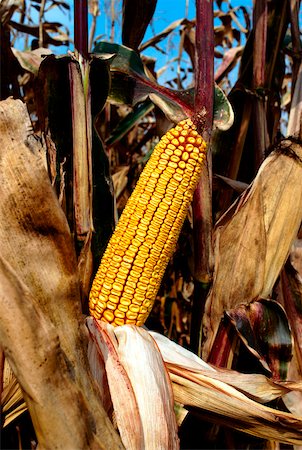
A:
203;139;302;359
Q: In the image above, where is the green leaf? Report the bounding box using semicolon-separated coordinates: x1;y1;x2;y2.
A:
93;41;146;77
93;41;234;130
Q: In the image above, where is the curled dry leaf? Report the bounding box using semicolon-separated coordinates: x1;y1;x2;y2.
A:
171;372;302;445
150;331;293;403
202;139;302;359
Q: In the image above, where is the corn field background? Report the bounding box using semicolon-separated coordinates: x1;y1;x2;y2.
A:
1;0;302;449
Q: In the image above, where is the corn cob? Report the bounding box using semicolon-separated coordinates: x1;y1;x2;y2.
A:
89;118;207;326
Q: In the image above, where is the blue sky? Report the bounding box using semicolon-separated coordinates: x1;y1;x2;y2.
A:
13;0;253;87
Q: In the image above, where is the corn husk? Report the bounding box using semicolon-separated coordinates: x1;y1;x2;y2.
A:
87;318;143;450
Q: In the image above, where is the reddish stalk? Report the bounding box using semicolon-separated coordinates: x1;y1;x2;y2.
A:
74;0;88;57
193;0;214;138
190;0;214;355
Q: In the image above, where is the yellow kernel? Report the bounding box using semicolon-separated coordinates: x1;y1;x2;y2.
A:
127;275;139;284
112;255;122;263
186;163;194;172
120;297;132;306
179;136;185;144
106;272;116;280
129;304;140;313
173;172;183;182
133;260;145;268
126;311;138;320
158;164;167;171
112;282;123;292
187;136;196;144
165;132;174;140
167;161;177;169
182;152;189;161
166;167;176;175
113;308;125;318
103;310;114;322
118;303;128;312
132;238;141;247
109;294;120;304
125;249;136;258
126;319;137;325
116;273;128;283
107;301;118;310
190;152;199;160
140;306;148;314
171;155;180;163
124;286;135;294
171;129;180;137
133;292;144;302
188;158;197;166
137;282;148;291
95;305;104;314
167;143;176;151
93;311;101;319
126;280;137;289
143;299;152;307
101;287;111;295
161;153;169;160
114;318;126;326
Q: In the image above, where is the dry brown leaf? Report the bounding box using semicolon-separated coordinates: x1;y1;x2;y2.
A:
0;98;123;448
171;372;302;445
150;331;293;403
203;140;302;358
112;166;130;199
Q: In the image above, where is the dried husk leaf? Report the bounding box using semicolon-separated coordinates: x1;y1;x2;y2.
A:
115;326;180;450
171;372;302;445
150;331;292;403
149;331;216;372
87;318;143;450
203;140;302;358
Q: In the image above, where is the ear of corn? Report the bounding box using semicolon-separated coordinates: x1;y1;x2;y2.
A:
89;118;207;326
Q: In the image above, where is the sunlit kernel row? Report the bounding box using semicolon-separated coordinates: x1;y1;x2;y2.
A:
89;119;207;326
